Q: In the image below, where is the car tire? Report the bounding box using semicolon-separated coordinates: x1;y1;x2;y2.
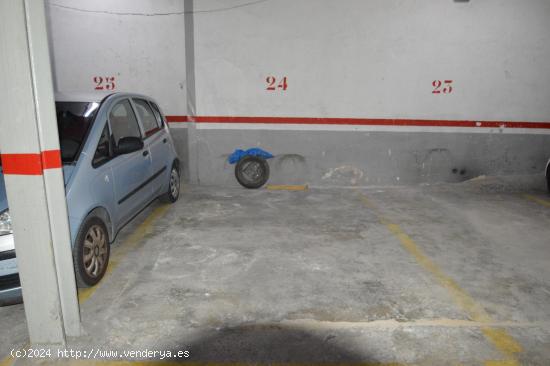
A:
73;217;110;288
159;162;180;203
235;155;270;189
546;166;550;193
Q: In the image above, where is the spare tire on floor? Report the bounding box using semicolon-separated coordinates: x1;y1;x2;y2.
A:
235;155;270;189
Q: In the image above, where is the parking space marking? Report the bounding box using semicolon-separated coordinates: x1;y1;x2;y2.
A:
358;192;522;365
266;185;308;191
484;361;523;366
78;204;171;303
482;328;523;358
523;194;550;208
0;355;13;366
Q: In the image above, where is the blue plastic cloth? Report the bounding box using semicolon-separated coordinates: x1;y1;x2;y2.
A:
228;148;274;164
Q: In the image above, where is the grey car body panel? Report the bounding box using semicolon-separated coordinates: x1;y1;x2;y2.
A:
0;92;179;302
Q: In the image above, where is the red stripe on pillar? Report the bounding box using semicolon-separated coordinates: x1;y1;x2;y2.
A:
0;150;62;175
1;153;43;175
41;150;62;170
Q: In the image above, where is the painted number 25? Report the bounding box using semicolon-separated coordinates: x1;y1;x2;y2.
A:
266;76;288;91
94;76;116;90
432;80;453;94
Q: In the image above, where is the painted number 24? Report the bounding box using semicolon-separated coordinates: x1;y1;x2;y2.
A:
93;76;116;90
266;76;288;91
432;80;453;94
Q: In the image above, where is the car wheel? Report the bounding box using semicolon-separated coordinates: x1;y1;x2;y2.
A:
159;162;180;203
235;155;270;189
547;166;550;193
73;217;110;288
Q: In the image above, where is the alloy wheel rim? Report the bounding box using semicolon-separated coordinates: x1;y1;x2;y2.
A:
83;225;107;278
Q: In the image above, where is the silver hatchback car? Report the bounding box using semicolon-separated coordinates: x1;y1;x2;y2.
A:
0;92;180;304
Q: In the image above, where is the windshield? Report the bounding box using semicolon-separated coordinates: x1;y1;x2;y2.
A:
56;102;99;162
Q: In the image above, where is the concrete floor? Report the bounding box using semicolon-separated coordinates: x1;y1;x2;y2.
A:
1;176;550;365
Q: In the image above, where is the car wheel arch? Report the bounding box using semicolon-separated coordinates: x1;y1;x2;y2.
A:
85;207;114;243
173;158;180;172
170;158;181;181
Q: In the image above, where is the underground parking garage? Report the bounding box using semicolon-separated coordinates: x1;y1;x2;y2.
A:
1;0;550;365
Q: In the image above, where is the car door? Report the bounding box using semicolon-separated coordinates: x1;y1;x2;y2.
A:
131;98;170;196
88;122;116;226
108;99;153;226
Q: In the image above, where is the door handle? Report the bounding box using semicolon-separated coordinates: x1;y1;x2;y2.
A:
143;150;149;157
163;138;167;144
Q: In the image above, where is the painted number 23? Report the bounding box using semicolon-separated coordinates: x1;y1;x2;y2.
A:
266;76;288;91
432;80;453;94
94;76;116;90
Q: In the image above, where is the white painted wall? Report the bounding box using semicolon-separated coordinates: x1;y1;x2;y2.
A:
45;0;550;185
47;0;187;116
46;0;550;120
194;0;550;122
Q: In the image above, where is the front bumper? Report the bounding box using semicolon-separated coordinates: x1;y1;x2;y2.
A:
0;234;22;305
0;278;21;305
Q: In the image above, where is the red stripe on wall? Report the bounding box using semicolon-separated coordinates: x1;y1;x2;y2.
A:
166;115;550;129
1;150;62;175
165;115;189;123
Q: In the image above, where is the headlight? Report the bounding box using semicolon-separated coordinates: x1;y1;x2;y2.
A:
0;209;12;236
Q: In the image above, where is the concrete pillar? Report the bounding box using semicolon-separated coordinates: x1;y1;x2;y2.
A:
0;0;80;344
184;0;199;184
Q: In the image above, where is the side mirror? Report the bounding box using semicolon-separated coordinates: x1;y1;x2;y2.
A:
115;136;143;155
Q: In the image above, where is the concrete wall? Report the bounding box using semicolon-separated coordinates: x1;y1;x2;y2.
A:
46;0;191;177
47;0;550;187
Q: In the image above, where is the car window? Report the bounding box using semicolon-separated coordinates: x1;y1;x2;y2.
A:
56;102;99;162
149;102;165;128
109;99;142;146
92;124;112;167
133;99;159;137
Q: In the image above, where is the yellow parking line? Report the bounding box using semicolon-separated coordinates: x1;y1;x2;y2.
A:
78;204;171;303
382;220;491;322
484;360;522;366
482;327;523;358
0;343;29;366
0;355;13;366
523;194;550;208
358;192;522;364
266;184;308;191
